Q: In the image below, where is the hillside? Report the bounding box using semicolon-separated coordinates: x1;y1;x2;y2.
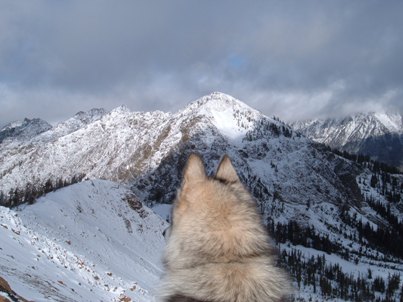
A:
0;180;167;302
291;112;403;169
1;92;402;301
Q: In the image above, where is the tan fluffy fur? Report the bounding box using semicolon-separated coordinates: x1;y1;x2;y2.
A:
160;154;291;302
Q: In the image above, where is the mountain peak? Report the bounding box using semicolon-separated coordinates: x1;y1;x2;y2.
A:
292;111;403;168
74;108;107;123
0;118;52;143
190;92;257;113
110;105;131;114
50;108;107;138
178;92;264;141
372;112;402;133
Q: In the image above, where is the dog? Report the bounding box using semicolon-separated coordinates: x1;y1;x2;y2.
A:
159;154;291;302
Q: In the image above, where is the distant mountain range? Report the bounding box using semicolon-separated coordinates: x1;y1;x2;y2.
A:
0;117;52;143
292;112;403;170
1;92;402;301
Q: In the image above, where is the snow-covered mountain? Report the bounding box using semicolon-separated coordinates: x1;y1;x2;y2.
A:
0;179;167;301
1;92;402;301
0;118;52;144
292;112;403;169
0;92;282;196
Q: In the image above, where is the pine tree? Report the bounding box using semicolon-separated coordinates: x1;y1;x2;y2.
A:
387;273;400;297
370;174;378;188
56;178;64;190
11;188;22;207
0;191;5;206
367;268;372;280
44;178;53;194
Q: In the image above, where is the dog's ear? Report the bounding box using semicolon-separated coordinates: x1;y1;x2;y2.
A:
183;154;206;185
215;155;240;183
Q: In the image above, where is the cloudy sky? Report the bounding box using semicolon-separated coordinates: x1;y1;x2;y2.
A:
1;1;402;126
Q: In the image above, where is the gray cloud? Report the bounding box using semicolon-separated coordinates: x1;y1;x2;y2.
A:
1;0;403;126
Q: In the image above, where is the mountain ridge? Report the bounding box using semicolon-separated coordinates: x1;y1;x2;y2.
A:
0;118;52;144
292;112;403;169
1;92;402;301
0;179;167;301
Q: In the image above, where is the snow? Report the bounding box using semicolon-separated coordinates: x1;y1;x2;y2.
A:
209;106;245;140
0;118;52;144
0;92;402;301
0;120;25;130
292;112;403;149
0;180;168;301
281;243;401;280
151;204;172;222
0;92;278;195
180;92;269;143
374;112;402;133
0;107;173;194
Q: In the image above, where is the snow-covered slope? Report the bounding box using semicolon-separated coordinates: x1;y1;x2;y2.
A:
0;179;167;302
292;112;403;168
180;92;265;141
0;92;278;195
0;106;172;195
292;113;402;145
1;92;402;301
46;108;107;139
0;118;52;144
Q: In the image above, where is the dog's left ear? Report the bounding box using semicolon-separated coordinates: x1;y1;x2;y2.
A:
215;155;240;183
183;153;206;185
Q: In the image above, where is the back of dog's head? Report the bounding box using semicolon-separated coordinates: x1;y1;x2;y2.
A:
164;154;271;269
161;154;292;302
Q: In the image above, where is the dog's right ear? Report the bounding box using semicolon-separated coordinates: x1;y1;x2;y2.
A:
215;155;240;183
182;154;206;185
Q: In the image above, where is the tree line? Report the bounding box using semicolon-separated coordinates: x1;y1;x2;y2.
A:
281;249;402;301
332;148;402;175
360;195;403;258
0;174;86;207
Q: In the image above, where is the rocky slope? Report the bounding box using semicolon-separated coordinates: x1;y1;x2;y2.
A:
0;118;52;144
0;180;167;302
292;112;403;169
1;92;402;301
